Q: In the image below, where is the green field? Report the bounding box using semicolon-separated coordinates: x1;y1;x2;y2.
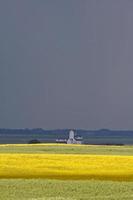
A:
1;179;133;200
0;144;133;200
0;143;133;155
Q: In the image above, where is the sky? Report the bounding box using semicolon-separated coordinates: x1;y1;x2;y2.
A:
0;0;133;129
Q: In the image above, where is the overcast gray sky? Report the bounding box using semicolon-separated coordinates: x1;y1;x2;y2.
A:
0;0;133;129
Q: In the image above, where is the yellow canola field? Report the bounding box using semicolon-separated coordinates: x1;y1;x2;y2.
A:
0;154;133;181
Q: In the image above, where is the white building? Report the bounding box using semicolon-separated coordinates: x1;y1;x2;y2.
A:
67;130;82;144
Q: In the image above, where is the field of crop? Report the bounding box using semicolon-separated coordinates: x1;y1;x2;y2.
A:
1;179;133;200
0;153;133;181
0;144;133;200
0;143;133;155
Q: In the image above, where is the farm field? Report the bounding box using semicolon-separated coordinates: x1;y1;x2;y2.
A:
0;153;133;181
0;144;133;200
1;179;133;200
0;143;133;155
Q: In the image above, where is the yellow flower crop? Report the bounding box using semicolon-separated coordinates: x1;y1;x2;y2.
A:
0;154;133;181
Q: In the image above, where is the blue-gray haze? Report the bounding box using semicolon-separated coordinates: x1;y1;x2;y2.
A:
0;0;133;129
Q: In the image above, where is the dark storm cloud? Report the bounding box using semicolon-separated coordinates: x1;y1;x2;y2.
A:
0;0;133;129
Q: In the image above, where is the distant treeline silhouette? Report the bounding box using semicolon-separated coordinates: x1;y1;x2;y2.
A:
0;129;133;145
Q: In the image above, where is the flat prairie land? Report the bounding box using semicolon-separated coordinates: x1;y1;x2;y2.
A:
0;143;133;155
0;153;133;181
0;144;133;200
1;179;133;200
